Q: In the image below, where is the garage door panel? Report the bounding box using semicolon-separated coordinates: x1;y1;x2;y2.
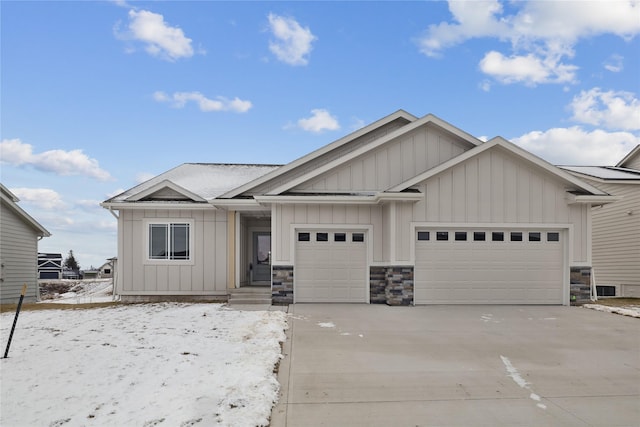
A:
295;230;368;303
416;229;564;305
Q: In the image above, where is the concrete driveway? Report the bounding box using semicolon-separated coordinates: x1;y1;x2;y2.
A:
271;304;639;427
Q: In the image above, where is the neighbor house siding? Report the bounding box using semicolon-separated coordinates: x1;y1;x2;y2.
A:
410;147;590;264
0;205;39;303
295;125;472;192
578;179;640;289
118;208;228;295
273;204;384;264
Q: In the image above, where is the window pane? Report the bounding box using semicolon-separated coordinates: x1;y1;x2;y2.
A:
547;232;560;242
529;232;541;242
352;233;365;242
436;231;448;241
171;224;190;260
316;232;328;242
511;232;523;242
149;224;168;259
455;231;467;241
492;232;504;241
334;233;346;242
298;232;310;242
417;231;430;241
474;232;486;241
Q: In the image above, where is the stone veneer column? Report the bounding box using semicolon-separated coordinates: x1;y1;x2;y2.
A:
272;266;294;304
570;266;592;305
370;266;414;306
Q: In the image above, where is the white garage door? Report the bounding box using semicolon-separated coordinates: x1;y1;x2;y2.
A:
295;230;368;303
415;229;564;304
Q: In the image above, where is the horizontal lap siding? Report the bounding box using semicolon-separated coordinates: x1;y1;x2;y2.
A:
584;180;640;286
0;205;40;302
120;209;227;294
411;147;588;263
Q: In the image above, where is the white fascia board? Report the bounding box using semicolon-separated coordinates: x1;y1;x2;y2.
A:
616;144;640;168
0;190;51;237
100;201;214;210
220;110;418;199
565;194;620;205
266;114;483;196
125;179;207;202
390;137;610;196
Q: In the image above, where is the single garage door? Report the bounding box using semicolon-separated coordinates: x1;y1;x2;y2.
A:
415;229;564;304
295;230;368;303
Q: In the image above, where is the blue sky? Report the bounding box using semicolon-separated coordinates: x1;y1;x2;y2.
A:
1;1;639;270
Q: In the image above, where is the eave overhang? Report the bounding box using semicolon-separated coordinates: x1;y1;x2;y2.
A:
253;191;423;205
565;194;620;205
100;201;215;210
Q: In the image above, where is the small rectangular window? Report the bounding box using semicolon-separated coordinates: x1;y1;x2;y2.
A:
298;232;310;242
436;231;448;241
455;231;467;241
529;232;541;242
417;231;430;241
316;232;329;242
352;233;365;242
492;232;504;242
148;222;190;260
547;232;560;242
334;233;346;242
511;232;523;242
474;232;486;241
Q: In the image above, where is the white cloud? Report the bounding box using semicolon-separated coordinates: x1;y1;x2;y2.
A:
604;54;624;72
0;139;112;181
9;187;65;210
117;9;196;61
154;91;252;113
479;51;578;86
76;199;102;212
296;109;340;133
512;126;640;165
267;13;316;66
418;0;640;85
569;88;640;131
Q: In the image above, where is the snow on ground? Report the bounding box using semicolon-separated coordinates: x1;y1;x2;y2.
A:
583;304;640;318
0;303;287;427
39;279;118;304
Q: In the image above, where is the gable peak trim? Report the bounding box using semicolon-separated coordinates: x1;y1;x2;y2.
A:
125;179;207;202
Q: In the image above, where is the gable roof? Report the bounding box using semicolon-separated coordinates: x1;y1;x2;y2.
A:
252;113;482;197
103;163;280;206
219;110;418;199
388;137;610;197
616;145;640;169
559;166;640;182
0;184;51;237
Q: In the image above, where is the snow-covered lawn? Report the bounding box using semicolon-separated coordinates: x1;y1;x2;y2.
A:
1;303;287;427
39;279;117;304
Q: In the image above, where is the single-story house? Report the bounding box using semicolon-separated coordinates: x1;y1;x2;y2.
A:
38;252;63;279
1;183;51;304
560;145;640;298
102;110;616;306
99;259;115;278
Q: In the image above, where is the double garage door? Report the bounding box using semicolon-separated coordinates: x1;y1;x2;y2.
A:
295;230;368;303
415;228;565;304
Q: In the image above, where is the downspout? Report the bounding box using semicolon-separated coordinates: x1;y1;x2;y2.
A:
107;207;119;220
591;268;598;302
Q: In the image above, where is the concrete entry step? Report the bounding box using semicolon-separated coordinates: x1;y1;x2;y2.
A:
228;286;271;305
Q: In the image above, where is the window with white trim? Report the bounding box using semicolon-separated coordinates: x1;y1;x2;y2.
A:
148;222;191;260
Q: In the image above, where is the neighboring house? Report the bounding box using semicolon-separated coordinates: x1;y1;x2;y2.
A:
99;259;114;278
1;184;51;303
102;110;615;306
62;268;80;280
560;145;640;298
38;252;63;279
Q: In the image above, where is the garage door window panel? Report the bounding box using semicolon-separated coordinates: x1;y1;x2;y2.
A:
436;231;449;241
510;232;523;242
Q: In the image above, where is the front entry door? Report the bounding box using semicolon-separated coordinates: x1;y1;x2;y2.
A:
252;232;271;283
